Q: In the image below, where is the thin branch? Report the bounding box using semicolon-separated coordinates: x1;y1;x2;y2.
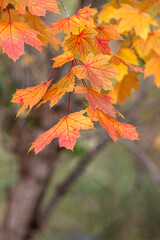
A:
121;140;160;194
116;0;121;8
61;0;70;17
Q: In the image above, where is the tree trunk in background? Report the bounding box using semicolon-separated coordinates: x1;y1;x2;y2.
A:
0;146;59;240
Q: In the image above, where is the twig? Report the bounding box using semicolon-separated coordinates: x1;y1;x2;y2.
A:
121;140;160;193
116;0;121;8
61;0;70;17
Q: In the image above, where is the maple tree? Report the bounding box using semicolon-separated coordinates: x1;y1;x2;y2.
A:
1;0;160;153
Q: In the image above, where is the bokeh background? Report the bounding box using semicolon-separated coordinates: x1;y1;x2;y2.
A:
1;0;160;240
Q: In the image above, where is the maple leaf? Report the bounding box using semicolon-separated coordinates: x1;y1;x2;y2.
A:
110;53;143;73
96;23;123;41
110;48;143;77
63;27;96;60
134;30;160;57
109;72;140;105
149;1;160;17
74;5;97;24
50;16;81;35
38;72;75;108
30;110;94;153
24;12;61;50
0;21;42;61
75;86;116;117
16;0;60;16
94;35;111;55
74;53;118;91
130;0;157;12
11;81;51;116
88;108;139;142
111;4;158;40
98;5;116;24
52;52;74;68
144;55;160;87
0;0;14;9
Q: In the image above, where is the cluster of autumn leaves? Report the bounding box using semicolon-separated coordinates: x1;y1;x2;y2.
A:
1;0;159;153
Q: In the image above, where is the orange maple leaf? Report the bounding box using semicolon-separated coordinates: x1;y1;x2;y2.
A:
50;16;80;35
30;110;94;153
96;23;123;41
52;52;74;68
109;72;140;105
74;5;97;24
0;21;42;61
144;55;160;87
88;108;139;142
11;81;51;116
38;72;75;108
74;53;118;91
94;35;111;55
16;0;60;16
75;86;116;117
50;5;96;35
63;27;96;60
0;0;14;9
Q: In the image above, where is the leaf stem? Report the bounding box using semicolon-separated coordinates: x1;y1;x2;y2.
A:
75;59;84;65
67;92;71;115
74;60;88;88
61;0;70;17
7;6;12;23
47;68;56;82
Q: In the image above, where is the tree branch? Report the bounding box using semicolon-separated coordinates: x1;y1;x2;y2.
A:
61;0;70;17
121;140;160;193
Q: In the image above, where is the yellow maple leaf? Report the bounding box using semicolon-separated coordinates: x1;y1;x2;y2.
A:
145;55;160;87
52;52;74;68
134;30;160;57
111;4;158;40
24;12;61;50
109;72;140;105
63;26;96;61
